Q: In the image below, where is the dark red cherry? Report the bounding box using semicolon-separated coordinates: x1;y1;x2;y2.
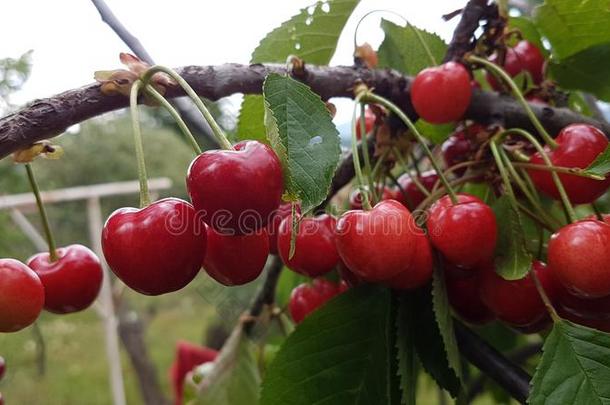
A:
554;277;610;321
27;244;103;314
266;203;300;254
0;356;5;381
203;225;269;286
445;270;493;325
410;62;472;124
289;279;345;323
527;124;610;204
479;261;556;327
0;259;44;333
384;227;433;290
187;140;284;234
335;200;417;282
488;40;545;88
427;193;497;269
395;170;439;209
441;125;481;175
337;260;364;287
548;219;610;298
102;198;205;296
278;214;339;277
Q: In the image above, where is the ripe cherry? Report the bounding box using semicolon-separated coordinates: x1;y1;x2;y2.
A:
427;193;497;269
278;214;339;277
441;125;481;175
289;279;346;323
27;244;103;314
187;140;284;234
488;40;545;88
203;225;269;286
527;124;610;204
445;269;493;325
356;107;376;140
395;170;439;209
410;62;472;124
337;260;363;287
548;219;610;298
102;198;205;296
335;200;417;282
479;261;556;328
384;227;433;290
170;341;217;405
0;356;5;381
0;259;44;333
554;277;610;321
266;203;299;254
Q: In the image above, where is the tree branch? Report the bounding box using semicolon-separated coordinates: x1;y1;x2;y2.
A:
89;0;218;148
1;63;608;159
443;0;496;63
244;254;284;336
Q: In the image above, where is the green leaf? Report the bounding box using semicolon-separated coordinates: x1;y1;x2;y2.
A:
431;266;463;389
491;195;532;280
236;0;359;141
260;285;396;405
508;16;548;57
263;73;341;213
415;120;455;145
534;0;610;59
529;319;610;404
192;325;261;405
585;144;610;177
547;44;610;102
378;19;447;75
396;295;420;405
236;95;267;143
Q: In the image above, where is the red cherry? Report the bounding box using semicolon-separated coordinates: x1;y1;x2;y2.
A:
488;40;545;88
479;261;555;327
410;62;472;124
337;260;364;287
203;225;269;286
187;140;284;234
356;107;376;140
427;193;497;269
395;170;439;209
548;219;610;298
554;278;610;321
289;279;344;323
349;185;396;210
527;124;610;204
335;200;417;282
169;341;217;405
384;228;433;290
27;244;103;314
445;270;493;325
266;203;299;254
102;198;205;296
278;214;339;277
0;259;44;333
441;125;481;174
0;356;5;381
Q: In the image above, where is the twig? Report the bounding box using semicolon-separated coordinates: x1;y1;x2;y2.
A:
443;0;496;63
89;0;217;148
243;255;284;336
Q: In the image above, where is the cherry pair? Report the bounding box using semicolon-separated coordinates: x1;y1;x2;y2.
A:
289;278;347;323
488;40;545;89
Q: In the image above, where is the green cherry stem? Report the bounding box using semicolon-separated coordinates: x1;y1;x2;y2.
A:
363;91;458;204
129;80;151;208
512;162;605;180
489;139;521;209
25;163;58;262
393;147;431;197
503;128;577;223
467;55;558;149
351;94;372;210
359;103;375;197
141;66;233;150
530;264;560;322
143;85;202;155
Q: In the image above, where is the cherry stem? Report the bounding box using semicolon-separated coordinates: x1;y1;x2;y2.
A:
288;202;298;259
362;91;458;204
467;55;558;149
512;162;605;180
129;80;151;208
416;174;480;210
393;147;431;197
25;163;58;262
143;84;202;155
515;201;555;233
141;66;233;150
359;103;375;198
351;94;372;210
503;128;577;223
592;202;604;221
530;266;560;322
489;139;522;211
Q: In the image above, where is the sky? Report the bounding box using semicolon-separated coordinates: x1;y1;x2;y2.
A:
0;0;463;125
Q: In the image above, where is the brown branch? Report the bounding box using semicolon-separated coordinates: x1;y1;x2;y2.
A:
443;0;496;63
2;63;608;160
244;254;284;336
